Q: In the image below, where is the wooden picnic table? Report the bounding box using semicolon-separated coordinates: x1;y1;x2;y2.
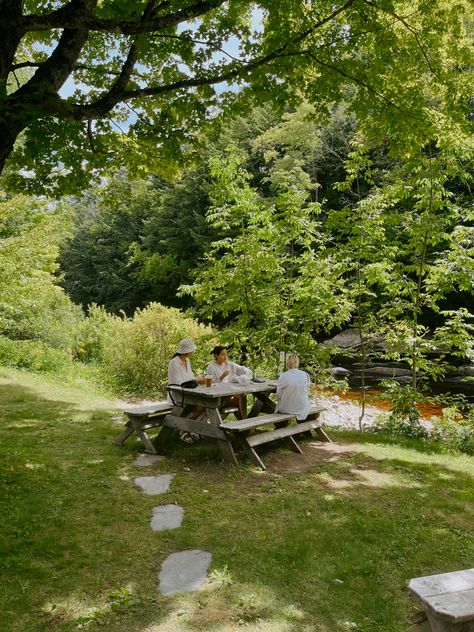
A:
157;380;278;465
159;381;329;468
409;568;474;631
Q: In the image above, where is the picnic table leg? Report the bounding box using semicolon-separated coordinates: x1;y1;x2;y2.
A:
241;437;267;471
305;411;331;442
288;436;303;453
313;427;331;442
247;392;275;417
154;405;185;452
129;415;158;454
207;408;239;466
114;419;135;445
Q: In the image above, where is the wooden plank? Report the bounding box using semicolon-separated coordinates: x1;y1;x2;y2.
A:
124;402;172;416
221;413;294;432
307;405;326;417
247;419;321;447
168;381;276;399
409;569;474;624
163;415;228;440
207;407;238;466
114;420;135;445
422;589;474;623
409;570;474;599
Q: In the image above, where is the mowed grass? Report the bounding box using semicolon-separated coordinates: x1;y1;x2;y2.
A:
0;368;473;632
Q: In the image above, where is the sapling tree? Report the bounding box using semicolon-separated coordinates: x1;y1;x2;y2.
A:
181;147;348;376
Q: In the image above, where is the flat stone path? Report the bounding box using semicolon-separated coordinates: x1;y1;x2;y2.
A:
134;474;175;495
131;454;212;595
158;550;212;596
150;504;184;531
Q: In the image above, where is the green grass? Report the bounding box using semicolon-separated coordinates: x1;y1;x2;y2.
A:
0;367;473;632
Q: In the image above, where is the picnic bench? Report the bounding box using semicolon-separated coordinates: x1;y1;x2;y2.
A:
220;405;328;470
408;568;474;631
114;385;331;468
114;402;172;454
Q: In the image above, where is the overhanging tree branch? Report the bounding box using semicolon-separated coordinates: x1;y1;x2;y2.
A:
12;0;226;34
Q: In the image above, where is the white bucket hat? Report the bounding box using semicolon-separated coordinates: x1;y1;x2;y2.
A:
176;338;196;354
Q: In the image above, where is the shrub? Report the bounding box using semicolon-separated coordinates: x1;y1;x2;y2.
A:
101;302;214;397
0;335;75;373
373;381;427;439
72;304;122;363
429;407;474;455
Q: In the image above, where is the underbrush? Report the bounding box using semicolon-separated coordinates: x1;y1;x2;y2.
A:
372;382;474;455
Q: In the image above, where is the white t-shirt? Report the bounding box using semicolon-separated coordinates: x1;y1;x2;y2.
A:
206;360;251;383
275;368;311;421
167;356;195;403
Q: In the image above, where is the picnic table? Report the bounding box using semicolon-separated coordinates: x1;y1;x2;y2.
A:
116;380;330;468
157;380;278;465
409;568;474;631
162;380;329;467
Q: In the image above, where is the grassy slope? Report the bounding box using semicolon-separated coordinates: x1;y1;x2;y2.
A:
0;367;473;632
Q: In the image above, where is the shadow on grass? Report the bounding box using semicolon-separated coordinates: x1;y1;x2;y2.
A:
1;379;473;632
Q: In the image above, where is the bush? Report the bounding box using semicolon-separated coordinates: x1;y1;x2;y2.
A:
100;302;214;397
72;304;121;363
429;407;474;455
0;335;75;373
373;381;427;439
372;384;474;454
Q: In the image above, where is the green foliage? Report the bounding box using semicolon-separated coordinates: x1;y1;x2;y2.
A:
373;381;426;439
373;382;474;454
3;1;473;195
430;407;474;455
60;175;165;315
0;192;83;348
72;304;122;364
100;302;214;396
0;335;75;374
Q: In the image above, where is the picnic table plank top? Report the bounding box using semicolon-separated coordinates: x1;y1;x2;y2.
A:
123;402;171;415
168;380;277;398
409;568;474;623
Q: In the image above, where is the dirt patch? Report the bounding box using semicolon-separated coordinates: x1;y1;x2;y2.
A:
265;441;358;476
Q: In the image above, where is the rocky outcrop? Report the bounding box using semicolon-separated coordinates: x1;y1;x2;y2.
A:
322;330;474;400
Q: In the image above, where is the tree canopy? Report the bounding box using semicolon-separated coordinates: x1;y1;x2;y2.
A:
2;0;473;194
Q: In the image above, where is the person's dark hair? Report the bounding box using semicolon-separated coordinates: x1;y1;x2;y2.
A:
211;345;227;358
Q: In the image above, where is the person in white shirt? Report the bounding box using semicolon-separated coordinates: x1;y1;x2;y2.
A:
167;338;205;443
275;353;311;421
207;346;251;418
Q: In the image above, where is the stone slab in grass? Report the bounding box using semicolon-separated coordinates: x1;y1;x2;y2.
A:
134;474;175;495
151;504;184;531
134;453;166;467
158;550;212;596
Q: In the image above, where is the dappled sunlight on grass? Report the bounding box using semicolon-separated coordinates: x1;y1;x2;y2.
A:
42;583;141;628
315;467;417;490
143;577;309;632
1;369;473;632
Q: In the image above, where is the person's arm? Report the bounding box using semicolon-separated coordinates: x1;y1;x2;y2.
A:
234;362;251;377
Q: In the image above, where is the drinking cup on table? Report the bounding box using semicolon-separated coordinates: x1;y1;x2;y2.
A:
205;375;213;387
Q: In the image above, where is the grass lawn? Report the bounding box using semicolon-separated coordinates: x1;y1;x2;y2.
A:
1;367;473;632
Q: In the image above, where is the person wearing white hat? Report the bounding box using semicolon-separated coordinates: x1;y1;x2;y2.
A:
167;338;205;443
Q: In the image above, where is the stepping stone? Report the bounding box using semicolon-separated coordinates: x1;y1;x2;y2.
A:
134;453;166;467
134;474;175;495
150;504;184;531
158;550;212;596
